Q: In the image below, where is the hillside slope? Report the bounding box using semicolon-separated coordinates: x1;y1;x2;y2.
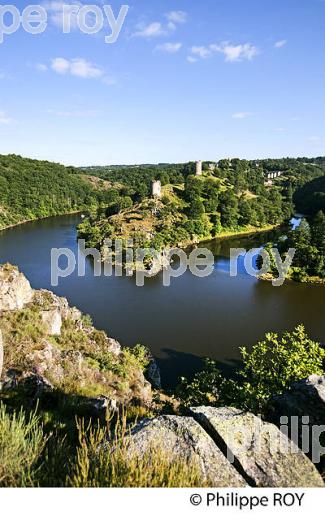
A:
294;175;325;214
0;155;103;229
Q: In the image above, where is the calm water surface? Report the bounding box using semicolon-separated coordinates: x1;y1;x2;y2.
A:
0;215;324;387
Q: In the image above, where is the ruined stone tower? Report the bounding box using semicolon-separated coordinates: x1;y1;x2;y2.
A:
196;160;202;176
151;180;162;198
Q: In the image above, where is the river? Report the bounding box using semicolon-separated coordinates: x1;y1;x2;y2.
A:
0;214;324;388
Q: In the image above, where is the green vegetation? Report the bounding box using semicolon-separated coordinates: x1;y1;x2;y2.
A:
0;405;208;488
69;417;208;488
0;290;152;404
1;318;324;486
79;158;304;257
0;154;124;229
294;175;325;215
0;404;46;487
83;157;325;195
259;211;325;283
177;325;325;414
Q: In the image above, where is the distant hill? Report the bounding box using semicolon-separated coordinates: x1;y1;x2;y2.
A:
294;175;325;214
0;155;110;229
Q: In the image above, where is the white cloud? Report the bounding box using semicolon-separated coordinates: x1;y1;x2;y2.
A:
187;55;197;63
155;42;182;53
0;111;14;124
275;40;287;48
133;22;167;38
307;136;320;142
189;42;259;62
232;112;251;119
134;11;187;39
51;58;104;79
36;63;48;72
191;46;213;59
214;42;259;62
166;11;187;24
51;57;70;74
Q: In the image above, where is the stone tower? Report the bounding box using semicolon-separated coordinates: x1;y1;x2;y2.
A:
196;160;202;176
151;180;162;198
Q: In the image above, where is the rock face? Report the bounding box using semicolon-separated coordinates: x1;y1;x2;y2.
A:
190;406;324;487
269;375;325;427
145;356;161;389
130;407;324;488
0;264;154;408
130;415;246;487
41;310;62;336
267;375;325;462
0;264;33;311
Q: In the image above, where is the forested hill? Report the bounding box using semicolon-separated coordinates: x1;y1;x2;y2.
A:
0;155;112;230
294;175;325;215
82;157;325;191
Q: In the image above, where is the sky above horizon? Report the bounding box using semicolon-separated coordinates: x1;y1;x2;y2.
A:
0;0;324;166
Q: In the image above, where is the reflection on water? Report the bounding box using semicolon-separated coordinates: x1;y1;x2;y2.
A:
0;214;323;388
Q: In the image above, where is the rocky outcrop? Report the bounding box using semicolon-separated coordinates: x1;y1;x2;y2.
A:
267;375;325;461
130;415;246;487
191;406;323;487
0;264;33;311
130;407;324;488
145;354;161;389
0;264;153;408
41;310;62;336
269;375;325;427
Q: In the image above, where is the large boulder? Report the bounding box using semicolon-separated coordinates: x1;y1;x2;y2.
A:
269;375;325;427
267;375;325;462
130;415;246;487
0;264;33;311
26;340;64;382
41;310;62;336
107;338;122;356
191;406;324;487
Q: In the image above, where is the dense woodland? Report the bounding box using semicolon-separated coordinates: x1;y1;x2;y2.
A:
79;157;325;254
261;211;325;282
0;155;115;229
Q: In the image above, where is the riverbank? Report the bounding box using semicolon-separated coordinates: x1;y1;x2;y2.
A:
260;272;325;286
0;209;85;233
196;223;281;247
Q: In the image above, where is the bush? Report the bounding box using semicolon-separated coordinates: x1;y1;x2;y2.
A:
177;326;325;414
0;404;46;487
176;359;222;407
233;325;325;413
69;415;210;488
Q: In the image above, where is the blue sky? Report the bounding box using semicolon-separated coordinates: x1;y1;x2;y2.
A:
0;0;324;165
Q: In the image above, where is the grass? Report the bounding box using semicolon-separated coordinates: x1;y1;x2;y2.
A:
0;403;210;488
0;403;46;487
0;301;153;403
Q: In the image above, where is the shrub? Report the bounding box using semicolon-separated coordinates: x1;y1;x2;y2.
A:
233;325;325;413
69;415;210;488
177;326;325;414
176;359;222;407
0;404;46;487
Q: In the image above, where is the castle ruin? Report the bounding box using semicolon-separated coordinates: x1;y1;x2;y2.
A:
196;160;202;176
151;180;162;198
